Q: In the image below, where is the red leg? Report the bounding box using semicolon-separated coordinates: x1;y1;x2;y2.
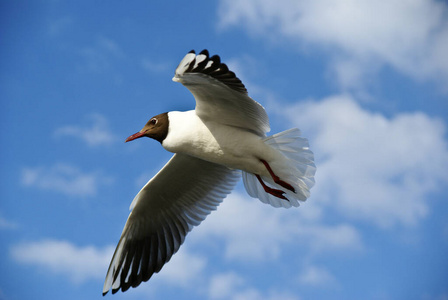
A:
260;160;296;193
256;175;288;200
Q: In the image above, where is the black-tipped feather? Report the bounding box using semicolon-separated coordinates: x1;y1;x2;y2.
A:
176;50;247;94
172;49;270;136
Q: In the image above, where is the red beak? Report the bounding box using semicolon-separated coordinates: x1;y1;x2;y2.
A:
125;131;146;143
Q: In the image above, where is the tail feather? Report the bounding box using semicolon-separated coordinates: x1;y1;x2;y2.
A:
242;128;316;208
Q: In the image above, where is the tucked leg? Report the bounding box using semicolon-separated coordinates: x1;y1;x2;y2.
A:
260;159;296;193
256;175;288;200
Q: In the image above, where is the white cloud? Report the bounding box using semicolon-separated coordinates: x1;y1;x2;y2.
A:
231;288;300;300
193;192;292;261
218;0;448;89
10;240;114;284
279;95;448;227
208;272;300;300
21;163;112;197
10;240;205;295
155;246;207;287
192;192;362;261
298;265;338;288
209;272;245;299
54;113;118;147
299;223;362;253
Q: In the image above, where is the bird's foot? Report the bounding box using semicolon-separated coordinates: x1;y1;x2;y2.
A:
256;175;289;200
260;160;295;193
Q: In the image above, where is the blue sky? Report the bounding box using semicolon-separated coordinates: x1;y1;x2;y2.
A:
1;1;448;299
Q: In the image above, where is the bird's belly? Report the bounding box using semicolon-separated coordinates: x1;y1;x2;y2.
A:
163;121;272;175
187;135;267;174
196;144;264;174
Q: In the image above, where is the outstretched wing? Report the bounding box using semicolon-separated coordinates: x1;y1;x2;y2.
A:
103;154;240;295
173;49;270;136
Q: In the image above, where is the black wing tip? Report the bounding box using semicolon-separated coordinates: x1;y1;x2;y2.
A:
179;49;247;94
210;54;221;65
103;233;171;296
199;49;209;56
102;267;156;295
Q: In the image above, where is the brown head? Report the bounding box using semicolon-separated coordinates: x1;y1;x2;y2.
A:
125;112;169;143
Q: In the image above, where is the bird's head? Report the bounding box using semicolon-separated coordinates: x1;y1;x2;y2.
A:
125;112;169;144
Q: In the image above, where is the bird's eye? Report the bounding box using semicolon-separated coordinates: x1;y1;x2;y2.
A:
149;118;157;125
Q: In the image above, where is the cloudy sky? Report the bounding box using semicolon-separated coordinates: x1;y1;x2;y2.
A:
1;1;448;299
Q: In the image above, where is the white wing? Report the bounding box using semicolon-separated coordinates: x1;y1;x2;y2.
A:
173;49;270;136
103;154;240;295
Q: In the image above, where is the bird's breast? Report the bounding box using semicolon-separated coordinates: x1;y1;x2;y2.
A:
162;111;270;174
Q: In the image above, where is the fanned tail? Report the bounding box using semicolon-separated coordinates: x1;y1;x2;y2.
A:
242;128;316;208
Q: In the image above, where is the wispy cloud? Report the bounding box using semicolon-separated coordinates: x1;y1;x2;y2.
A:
300;223;363;253
54;113;118;147
192;192;362;261
0;214;18;230
141;58;171;73
77;37;126;74
298;265;338;288
155;246;207;288
10;237;299;299
10;240;114;284
47;16;73;37
208;272;300;300
97;36;125;59
21;163;112;197
209;272;245;299
218;0;448;90
192;192;295;261
279;95;448;227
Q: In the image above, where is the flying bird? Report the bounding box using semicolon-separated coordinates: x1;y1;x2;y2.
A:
103;49;316;295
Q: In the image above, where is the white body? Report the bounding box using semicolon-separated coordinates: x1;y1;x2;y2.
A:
162;110;281;177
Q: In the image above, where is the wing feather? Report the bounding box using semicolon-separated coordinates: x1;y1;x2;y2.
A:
103;154;240;295
173;49;270;136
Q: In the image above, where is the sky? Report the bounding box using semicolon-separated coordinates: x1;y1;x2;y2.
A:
1;0;448;299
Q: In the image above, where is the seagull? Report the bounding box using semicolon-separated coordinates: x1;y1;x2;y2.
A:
103;49;316;295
